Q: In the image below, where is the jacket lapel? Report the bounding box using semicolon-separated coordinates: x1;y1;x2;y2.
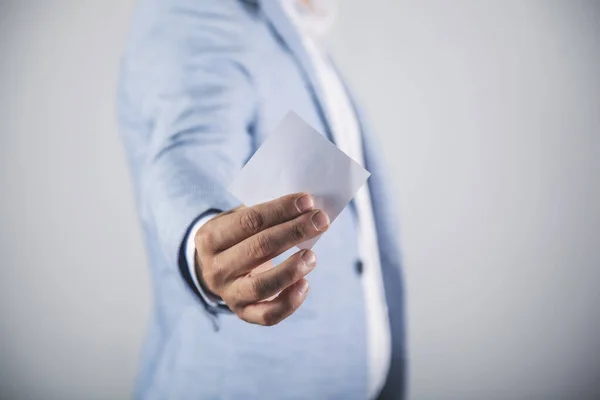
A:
259;0;335;142
330;61;408;399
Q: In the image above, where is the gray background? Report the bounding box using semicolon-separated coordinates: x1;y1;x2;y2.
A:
1;0;599;399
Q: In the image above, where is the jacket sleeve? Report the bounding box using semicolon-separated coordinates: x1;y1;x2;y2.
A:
117;0;256;283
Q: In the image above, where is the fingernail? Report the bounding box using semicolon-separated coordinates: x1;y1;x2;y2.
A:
297;280;309;294
295;194;314;213
311;211;330;231
301;250;316;269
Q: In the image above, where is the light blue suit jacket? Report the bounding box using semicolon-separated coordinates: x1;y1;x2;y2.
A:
117;0;405;398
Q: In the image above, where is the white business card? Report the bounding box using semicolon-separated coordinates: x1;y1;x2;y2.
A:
229;111;370;249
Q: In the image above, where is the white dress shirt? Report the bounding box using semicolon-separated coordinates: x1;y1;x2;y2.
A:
186;1;391;397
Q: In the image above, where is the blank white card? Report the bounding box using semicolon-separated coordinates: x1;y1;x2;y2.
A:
229;111;370;249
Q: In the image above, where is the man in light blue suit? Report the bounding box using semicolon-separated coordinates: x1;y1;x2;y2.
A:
118;0;405;398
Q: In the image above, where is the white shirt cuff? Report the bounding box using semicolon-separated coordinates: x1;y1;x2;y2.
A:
185;212;225;307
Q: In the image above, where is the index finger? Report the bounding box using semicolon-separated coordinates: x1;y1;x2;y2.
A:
205;193;315;252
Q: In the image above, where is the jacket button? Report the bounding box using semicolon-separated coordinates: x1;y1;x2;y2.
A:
355;259;364;275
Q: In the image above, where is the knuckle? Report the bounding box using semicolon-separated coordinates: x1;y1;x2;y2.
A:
224;288;243;311
240;209;264;235
237;308;252;324
195;227;213;251
203;258;225;290
260;309;278;327
273;202;286;219
248;234;272;260
290;221;306;241
284;263;301;282
251;276;279;300
250;278;267;299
